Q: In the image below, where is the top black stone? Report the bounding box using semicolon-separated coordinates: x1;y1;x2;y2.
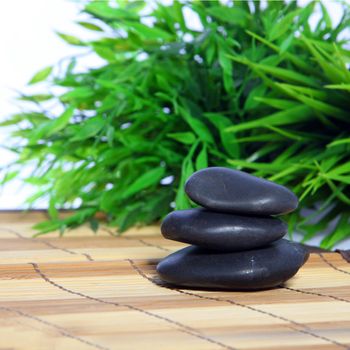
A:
185;167;298;216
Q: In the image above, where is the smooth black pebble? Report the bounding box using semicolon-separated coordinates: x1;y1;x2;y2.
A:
161;208;287;251
157;239;309;290
185;167;298;216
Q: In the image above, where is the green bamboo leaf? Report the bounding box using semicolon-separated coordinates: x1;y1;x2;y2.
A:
48;107;75;136
204;113;240;158
56;32;85;46
93;44;117;61
121;167;165;199
60;87;94;103
324;178;350;205
300;219;330;244
269;165;303;182
244;84;266;111
175;158;193;210
237;134;284;143
171;1;185;26
228;159;286;172
77;21;103;32
245;30;314;73
328;162;350;176
112;203;143;232
0;113;28;126
28;66;53;85
320;2;332;30
18;94;53;102
328;138;350;147
71;117;105;141
277;83;348;121
85;2;138;20
320;214;349;249
218;45;234;94
107;125;115;147
167;132;197;145
266;125;304;141
25;190;50;206
29;107;74;143
325;174;350;185
226;105;313;133
24;176;49;185
206;6;249;27
32;220;61;235
269;8;301;41
301;36;347;84
179;106;214;144
48;198;59;220
325;84;350;91
195;145;208;170
175;142;198;210
121;21;172;40
0;171;19;185
280;33;294;53
251;62;318;87
254;97;299;110
275;84;328;100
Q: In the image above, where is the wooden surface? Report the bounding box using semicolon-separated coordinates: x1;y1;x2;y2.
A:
0;212;350;350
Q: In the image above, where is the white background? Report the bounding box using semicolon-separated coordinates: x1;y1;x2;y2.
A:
0;0;103;209
0;0;348;248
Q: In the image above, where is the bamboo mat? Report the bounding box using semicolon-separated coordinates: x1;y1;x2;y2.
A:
0;212;350;350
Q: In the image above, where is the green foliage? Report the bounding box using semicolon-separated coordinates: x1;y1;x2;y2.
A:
2;0;350;248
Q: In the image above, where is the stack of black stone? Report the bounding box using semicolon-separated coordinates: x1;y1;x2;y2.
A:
157;167;309;290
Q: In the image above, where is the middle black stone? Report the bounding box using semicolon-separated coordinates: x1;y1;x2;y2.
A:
161;208;287;252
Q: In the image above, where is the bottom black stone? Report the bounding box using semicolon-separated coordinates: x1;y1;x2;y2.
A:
157;239;309;290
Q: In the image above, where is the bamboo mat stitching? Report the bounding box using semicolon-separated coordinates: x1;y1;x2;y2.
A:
319;253;350;276
0;227;94;261
282;285;350;304
126;236;171;252
0;305;109;350
127;258;350;349
29;262;236;350
101;227;171;252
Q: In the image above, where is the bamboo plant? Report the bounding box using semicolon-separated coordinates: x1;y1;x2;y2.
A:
1;0;350;248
